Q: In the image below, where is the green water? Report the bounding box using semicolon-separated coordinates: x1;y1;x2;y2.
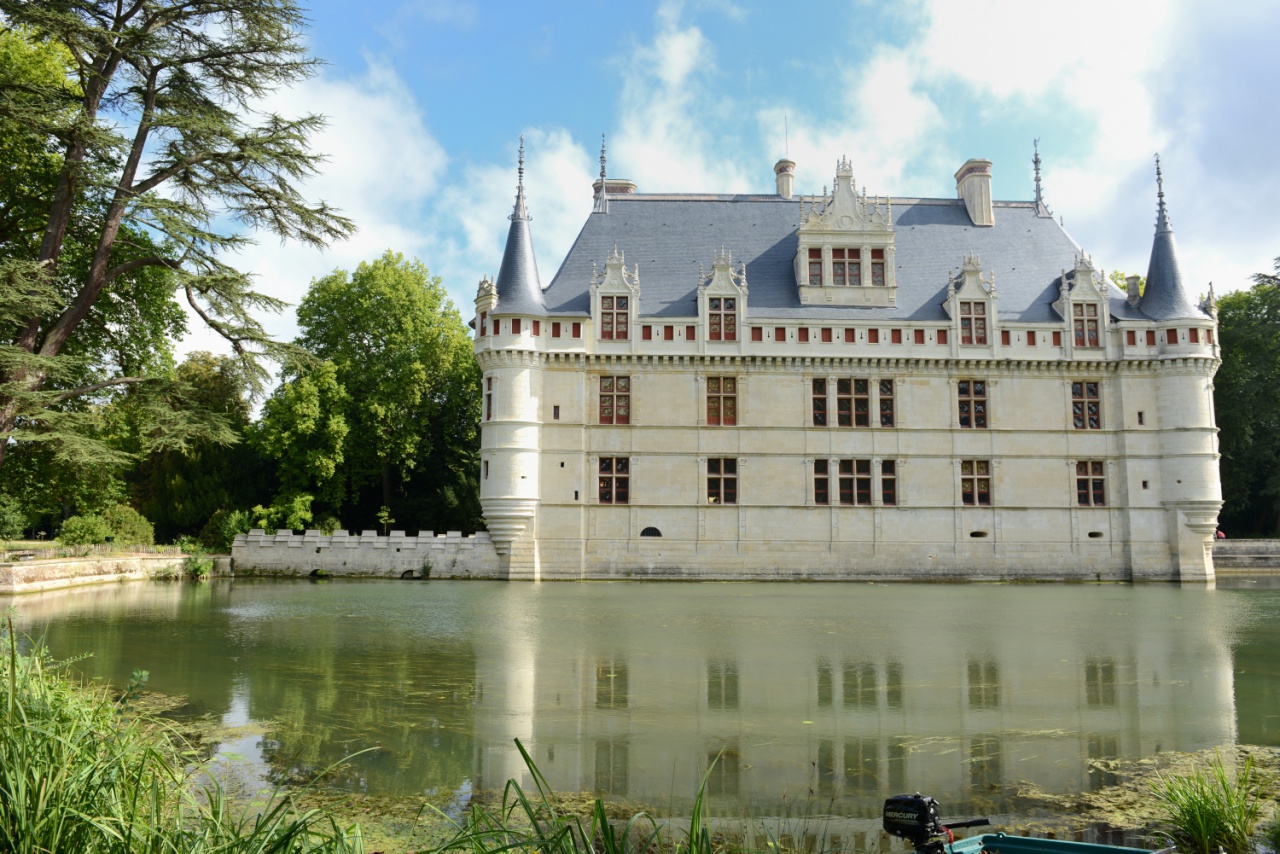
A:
5;578;1279;818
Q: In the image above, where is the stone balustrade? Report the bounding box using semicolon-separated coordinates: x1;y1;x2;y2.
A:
231;529;503;579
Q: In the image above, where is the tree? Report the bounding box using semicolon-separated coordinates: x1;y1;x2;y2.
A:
1109;270;1145;296
294;251;481;532
1214;258;1280;536
254;358;349;509
0;1;354;470
130;352;271;541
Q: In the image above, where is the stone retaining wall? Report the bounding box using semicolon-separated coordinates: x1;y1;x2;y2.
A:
1212;540;1280;571
0;554;198;595
231;529;503;579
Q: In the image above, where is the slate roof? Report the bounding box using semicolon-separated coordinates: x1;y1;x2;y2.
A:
492;185;545;314
493;189;1194;324
1139;195;1203;321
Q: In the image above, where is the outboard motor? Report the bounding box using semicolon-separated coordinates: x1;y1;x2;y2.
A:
883;794;990;854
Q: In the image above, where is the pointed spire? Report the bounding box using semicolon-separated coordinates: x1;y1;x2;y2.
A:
593;134;609;214
1141;155;1200;320
1154;153;1171;231
1033;138;1052;217
494;136;544;313
511;135;528;221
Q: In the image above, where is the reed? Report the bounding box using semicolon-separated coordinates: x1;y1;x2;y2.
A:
1149;751;1262;854
0;616;365;854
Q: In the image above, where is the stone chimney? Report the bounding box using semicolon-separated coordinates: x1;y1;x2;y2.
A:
1126;275;1142;306
955;158;994;227
591;178;637;195
774;159;795;199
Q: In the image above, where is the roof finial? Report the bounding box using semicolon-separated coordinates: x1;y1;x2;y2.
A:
511;135;528;221
593;133;609;214
1155;154;1171;231
1032;138;1052;217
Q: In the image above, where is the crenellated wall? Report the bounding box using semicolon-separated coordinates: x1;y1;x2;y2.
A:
231;529;504;579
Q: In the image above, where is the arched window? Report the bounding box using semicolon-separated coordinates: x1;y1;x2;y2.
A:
640;527;662;538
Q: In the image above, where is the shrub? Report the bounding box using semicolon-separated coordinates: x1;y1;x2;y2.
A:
318;515;342;535
0;495;26;540
57;514;113;545
183;548;213;579
198;508;252;552
102;504;154;546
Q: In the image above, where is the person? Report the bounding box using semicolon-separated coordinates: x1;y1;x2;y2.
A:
1216;529;1226;539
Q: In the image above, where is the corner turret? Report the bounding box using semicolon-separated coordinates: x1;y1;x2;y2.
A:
493;137;546;315
1140;156;1201;321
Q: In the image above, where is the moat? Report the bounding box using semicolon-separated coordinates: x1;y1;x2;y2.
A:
5;578;1279;822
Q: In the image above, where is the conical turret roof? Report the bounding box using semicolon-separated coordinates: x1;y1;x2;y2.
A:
494;138;546;314
1140;158;1202;321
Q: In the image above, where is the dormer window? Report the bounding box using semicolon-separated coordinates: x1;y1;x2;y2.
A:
709;298;737;341
832;248;858;286
601;296;629;340
808;248;822;285
959;301;987;345
871;250;885;286
1073;304;1099;348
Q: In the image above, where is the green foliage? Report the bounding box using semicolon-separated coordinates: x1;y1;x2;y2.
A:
198;508;253;552
255;358;350;505
294;251;482;533
183;548;213;580
1150;752;1262;854
0;495;27;540
1108;269;1146;296
318;516;343;536
0;1;354;473
0;619;367;852
251;493;315;533
101;504;154;546
1214;258;1280;535
132;353;270;541
57;514;113;545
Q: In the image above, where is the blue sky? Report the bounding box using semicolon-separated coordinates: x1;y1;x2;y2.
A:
188;0;1280;353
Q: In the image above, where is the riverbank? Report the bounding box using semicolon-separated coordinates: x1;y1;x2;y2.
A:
0;553;231;594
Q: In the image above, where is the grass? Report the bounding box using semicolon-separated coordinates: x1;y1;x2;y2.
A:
1150;751;1262;854
0;615;366;853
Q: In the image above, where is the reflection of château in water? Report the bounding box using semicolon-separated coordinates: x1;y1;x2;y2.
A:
471;586;1238;815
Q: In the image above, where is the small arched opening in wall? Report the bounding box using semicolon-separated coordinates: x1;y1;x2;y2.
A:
969;531;989;538
640;527;662;538
400;569;420;579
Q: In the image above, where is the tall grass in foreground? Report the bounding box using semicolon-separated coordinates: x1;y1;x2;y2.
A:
432;739;739;854
1150;752;1262;854
0;616;365;854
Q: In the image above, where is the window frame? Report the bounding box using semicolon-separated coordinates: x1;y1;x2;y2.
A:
1073;303;1100;348
1076;460;1105;506
959;301;988;345
600;295;629;341
706;376;738;426
958;380;988;429
960;459;992;506
1071;380;1101;430
598;457;630;504
598;375;631;425
708;297;737;342
707;458;738;504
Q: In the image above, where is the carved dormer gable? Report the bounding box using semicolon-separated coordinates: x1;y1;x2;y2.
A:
590;246;640;342
943;252;997;346
474;275;498;338
795;156;897;308
1052;252;1107;351
698;247;747;343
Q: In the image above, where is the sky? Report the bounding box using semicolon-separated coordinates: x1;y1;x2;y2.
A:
182;0;1280;357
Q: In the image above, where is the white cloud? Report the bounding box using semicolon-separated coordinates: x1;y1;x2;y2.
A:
178;58;449;359
611;0;752;193
427;127;596;310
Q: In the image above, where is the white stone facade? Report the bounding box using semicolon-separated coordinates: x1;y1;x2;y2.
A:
474;152;1221;582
